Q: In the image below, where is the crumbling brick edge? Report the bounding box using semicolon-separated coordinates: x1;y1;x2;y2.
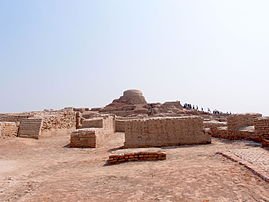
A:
105;151;166;166
216;151;269;183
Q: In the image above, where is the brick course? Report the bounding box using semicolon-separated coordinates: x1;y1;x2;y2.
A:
106;151;166;165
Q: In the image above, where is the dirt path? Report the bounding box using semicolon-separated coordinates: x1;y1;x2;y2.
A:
0;133;268;202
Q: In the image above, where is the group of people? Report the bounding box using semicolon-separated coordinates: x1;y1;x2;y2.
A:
183;103;231;115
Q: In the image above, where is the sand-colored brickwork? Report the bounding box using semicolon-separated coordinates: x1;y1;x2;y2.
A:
124;116;210;148
106;151;166;165
0;122;18;138
70;128;113;148
41;111;76;131
81;115;115;134
115;120;126;132
227;113;262;130
254;117;269;139
18;119;43;139
70;129;97;148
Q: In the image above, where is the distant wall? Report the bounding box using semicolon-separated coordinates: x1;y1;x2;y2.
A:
0;114;33;123
254;117;269;139
0;122;18;138
227;113;262;130
124;116;210;148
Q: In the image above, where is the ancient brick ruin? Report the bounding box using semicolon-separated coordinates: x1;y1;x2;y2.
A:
18;118;43;139
106;151;166;165
70;115;115;148
210;113;263;141
0;122;18;138
254;117;269;139
124;116;210;148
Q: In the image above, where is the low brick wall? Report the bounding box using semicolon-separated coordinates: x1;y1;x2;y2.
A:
70;128;112;148
0;122;18;138
227;113;262;131
106;152;166;165
211;126;259;141
124;116;210;148
70;129;97;148
81;115;115;134
254;117;269;139
18;118;43;139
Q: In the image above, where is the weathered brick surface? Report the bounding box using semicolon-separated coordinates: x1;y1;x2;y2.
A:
81;115;115;134
254;117;269;139
18;118;43;139
217;148;269;182
124;116;210;148
227;113;262;131
0;122;18;138
115;120;126;132
0;114;33;123
70;129;97;148
41;111;76;131
106;151;166;165
211;126;259;141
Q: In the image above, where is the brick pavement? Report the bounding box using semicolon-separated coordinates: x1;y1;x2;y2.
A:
217;147;269;182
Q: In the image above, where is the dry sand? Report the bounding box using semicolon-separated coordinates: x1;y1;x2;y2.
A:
0;132;268;202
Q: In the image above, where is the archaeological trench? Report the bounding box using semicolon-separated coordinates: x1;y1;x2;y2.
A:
0;89;268;201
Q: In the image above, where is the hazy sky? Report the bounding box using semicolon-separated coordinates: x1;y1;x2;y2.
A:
1;0;269;115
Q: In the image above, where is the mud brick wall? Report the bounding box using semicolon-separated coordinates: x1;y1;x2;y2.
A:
106;152;166;165
81;115;115;134
81;118;103;128
0;114;33;123
115;120;126;132
18;118;43;139
227;113;262;130
254;117;269;139
70;128;109;148
70;129;97;148
124;116;210;148
211;126;259;141
41;111;76;131
0;122;19;138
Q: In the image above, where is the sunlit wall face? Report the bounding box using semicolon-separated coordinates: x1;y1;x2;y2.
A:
0;0;269;115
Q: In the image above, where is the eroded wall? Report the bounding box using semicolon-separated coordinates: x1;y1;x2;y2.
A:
0;122;18;138
227;113;262;130
254;117;269;139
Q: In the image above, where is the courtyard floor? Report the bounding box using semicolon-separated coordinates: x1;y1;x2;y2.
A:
0;132;268;202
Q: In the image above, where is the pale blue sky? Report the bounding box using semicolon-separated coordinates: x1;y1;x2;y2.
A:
1;0;269;115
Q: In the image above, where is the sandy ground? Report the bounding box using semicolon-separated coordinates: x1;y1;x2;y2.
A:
0;132;268;202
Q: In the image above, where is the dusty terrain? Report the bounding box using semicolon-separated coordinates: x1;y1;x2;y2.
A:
0;133;268;202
